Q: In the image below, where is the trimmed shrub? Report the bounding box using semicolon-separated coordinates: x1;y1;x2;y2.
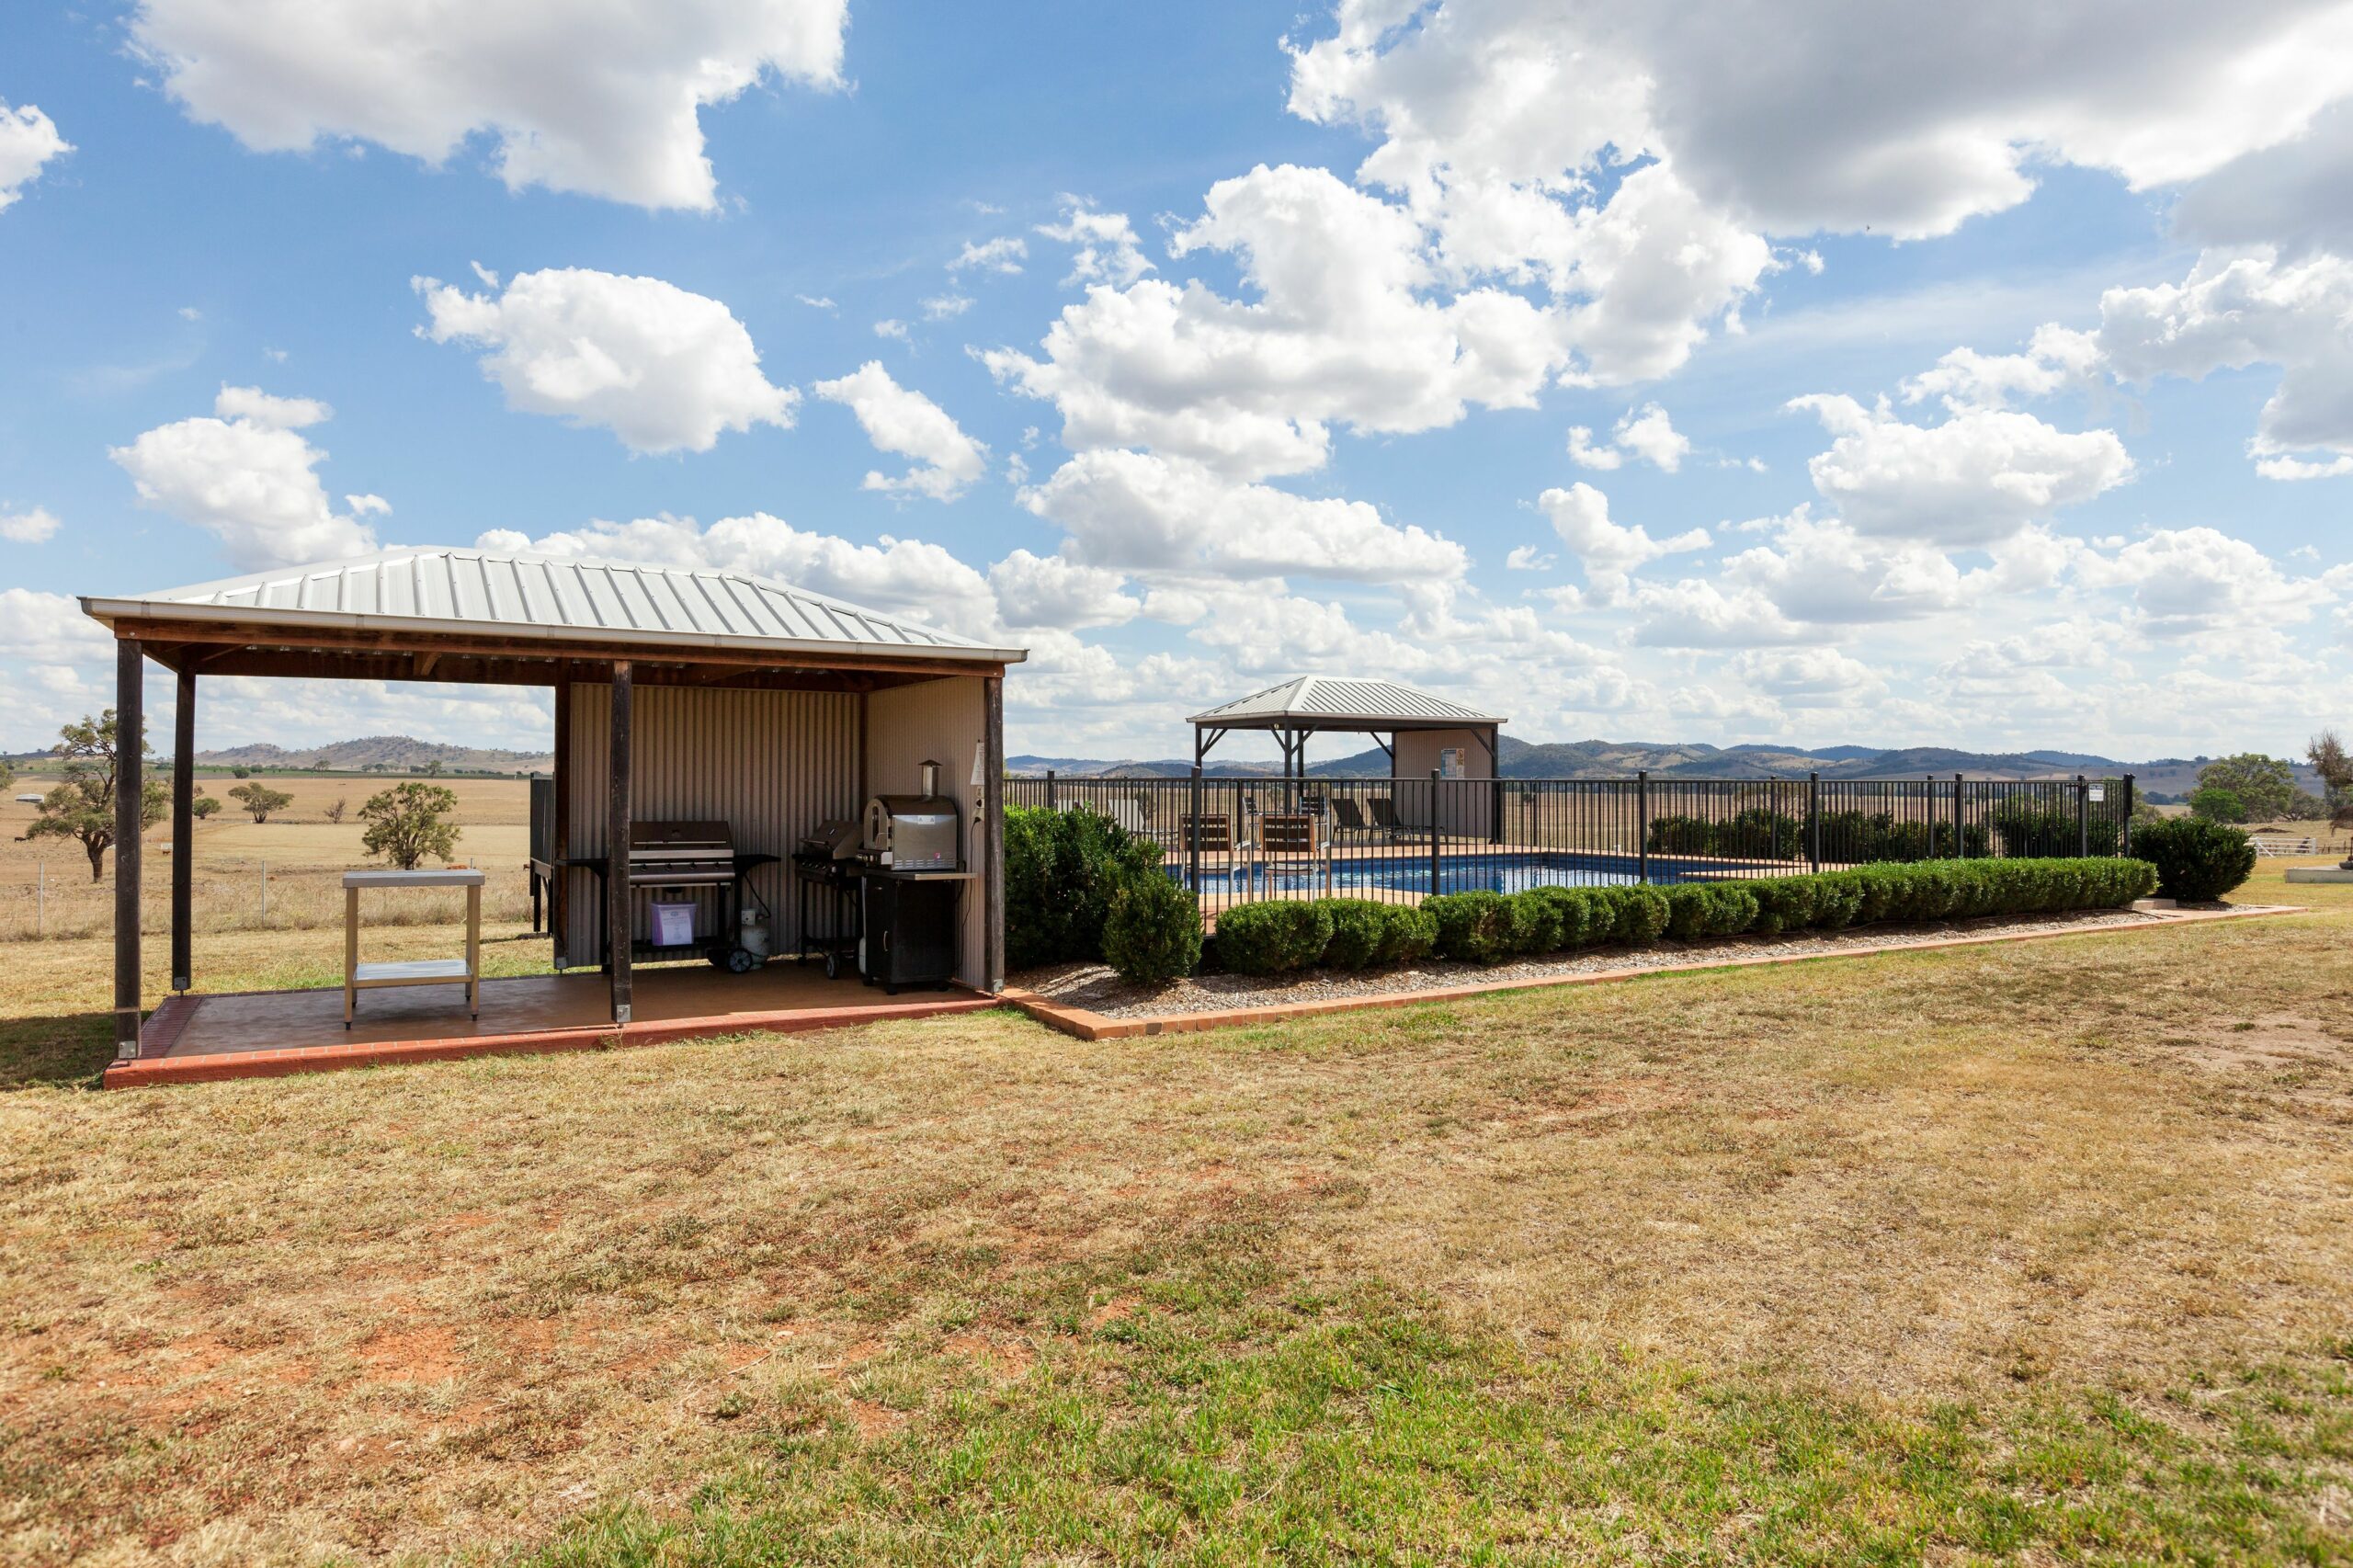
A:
2131;817;2256;903
1507;891;1567;954
1427;892;1518;963
1643;814;1716;855
1598;884;1669;946
1212;900;1336;975
1808;872;1867;931
1373;903;1439;966
1005;806;1163;970
1665;882;1758;940
1748;877;1822;936
1319;899;1392;970
1506;885;1599;946
1102;873;1202;984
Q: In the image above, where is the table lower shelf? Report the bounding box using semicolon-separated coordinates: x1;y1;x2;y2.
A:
351;959;473;988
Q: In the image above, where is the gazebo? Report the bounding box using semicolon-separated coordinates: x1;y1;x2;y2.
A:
1188;676;1504;783
81;545;1026;1082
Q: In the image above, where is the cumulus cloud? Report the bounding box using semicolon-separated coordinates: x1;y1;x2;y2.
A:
0;102;69;211
1035;199;1153;288
1789;393;2133;546
415;267;797;455
0;506;61;544
1019;449;1468;583
1569;403;1689;472
1290;0;2353;242
109;386;381;570
1536;482;1710;587
809;362;990;501
988;164;1566;480
129;0;847;209
950;236;1028;275
479;513;1001;640
1724;647;1886;707
0;589;109;664
1900;325;2102;411
2088;248;2353;476
2075;526;2339;637
986;550;1141;630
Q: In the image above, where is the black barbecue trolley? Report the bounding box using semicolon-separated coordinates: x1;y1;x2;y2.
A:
790;850;863;979
567;821;779;974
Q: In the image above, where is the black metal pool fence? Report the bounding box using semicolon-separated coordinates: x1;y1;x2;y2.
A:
1004;771;2136;915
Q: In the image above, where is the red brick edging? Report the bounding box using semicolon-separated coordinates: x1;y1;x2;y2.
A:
102;988;1001;1088
997;904;2304;1041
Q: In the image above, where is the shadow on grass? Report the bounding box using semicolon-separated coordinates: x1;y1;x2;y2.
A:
0;1009;115;1091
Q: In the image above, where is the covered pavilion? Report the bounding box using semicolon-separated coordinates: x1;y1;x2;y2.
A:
82;544;1025;1082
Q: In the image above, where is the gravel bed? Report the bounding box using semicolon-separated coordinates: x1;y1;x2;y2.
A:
1014;905;2179;1018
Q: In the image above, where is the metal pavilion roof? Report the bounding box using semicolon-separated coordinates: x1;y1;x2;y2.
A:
81;545;1025;665
1188;676;1503;729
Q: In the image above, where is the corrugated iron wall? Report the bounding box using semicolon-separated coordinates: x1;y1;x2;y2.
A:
561;684;859;964
866;676;988;987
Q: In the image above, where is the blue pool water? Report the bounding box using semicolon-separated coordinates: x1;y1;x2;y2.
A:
1168;851;1712;899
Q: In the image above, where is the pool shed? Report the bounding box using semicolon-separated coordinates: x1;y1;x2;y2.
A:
82;545;1026;1076
1188;676;1505;834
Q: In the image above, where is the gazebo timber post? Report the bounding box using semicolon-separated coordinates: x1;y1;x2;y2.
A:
608;660;632;1027
172;666;194;994
113;639;144;1058
984;674;1006;993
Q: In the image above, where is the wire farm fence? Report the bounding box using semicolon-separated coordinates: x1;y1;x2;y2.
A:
0;860;530;942
1006;771;2136;918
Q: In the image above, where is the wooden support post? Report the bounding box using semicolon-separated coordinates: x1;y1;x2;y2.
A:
172;666;194;993
983;675;1006;994
114;641;143;1058
551;678;571;969
608;661;633;1026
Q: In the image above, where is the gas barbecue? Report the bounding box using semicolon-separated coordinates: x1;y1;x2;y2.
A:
568;821;779;973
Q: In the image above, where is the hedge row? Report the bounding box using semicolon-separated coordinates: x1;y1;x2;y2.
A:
1210;898;1438;976
1207;858;2156;973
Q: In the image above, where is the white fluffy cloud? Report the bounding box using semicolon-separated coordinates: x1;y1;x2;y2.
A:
989;164;1567;480
1290;0;2353;242
1901;325;2103;412
2075;526;2339;637
415;267;797;455
809;362;990;501
0;589;109;664
2088;248;2353;476
1019;449;1468;583
480;513;1001;640
129;0;847;210
0;101;69;211
0;506;60;544
950;236;1028;275
986;550;1141;630
109;386;381;570
1789;394;2133;546
1035;199;1153;288
1537;482;1709;585
1568;403;1688;472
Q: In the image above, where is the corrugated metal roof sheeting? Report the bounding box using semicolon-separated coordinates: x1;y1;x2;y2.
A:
87;546;1008;657
1188;676;1503;725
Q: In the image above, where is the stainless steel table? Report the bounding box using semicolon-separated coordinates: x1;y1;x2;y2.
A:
343;869;484;1027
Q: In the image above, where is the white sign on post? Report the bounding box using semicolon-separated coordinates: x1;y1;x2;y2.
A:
2088;786;2105;802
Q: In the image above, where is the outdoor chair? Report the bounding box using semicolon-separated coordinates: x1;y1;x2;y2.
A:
1257;812;1335;895
1366;794;1431;841
1178;813;1232;855
1330;796;1375;843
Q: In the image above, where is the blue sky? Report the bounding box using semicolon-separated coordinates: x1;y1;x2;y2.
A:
2;1;2347;765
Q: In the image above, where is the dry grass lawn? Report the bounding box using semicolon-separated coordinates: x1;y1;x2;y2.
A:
0;862;2348;1562
0;775;532;940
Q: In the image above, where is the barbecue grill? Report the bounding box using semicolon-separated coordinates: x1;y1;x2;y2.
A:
569;821;779;972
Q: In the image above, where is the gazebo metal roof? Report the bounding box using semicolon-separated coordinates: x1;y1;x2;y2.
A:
1188;676;1503;730
82;544;1023;665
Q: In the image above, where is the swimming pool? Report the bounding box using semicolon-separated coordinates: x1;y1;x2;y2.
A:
1167;851;1717;899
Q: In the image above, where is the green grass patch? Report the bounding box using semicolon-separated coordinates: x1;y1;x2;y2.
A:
522;1223;2353;1567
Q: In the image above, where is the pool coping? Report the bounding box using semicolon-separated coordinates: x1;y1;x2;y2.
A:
1000;903;2303;1041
